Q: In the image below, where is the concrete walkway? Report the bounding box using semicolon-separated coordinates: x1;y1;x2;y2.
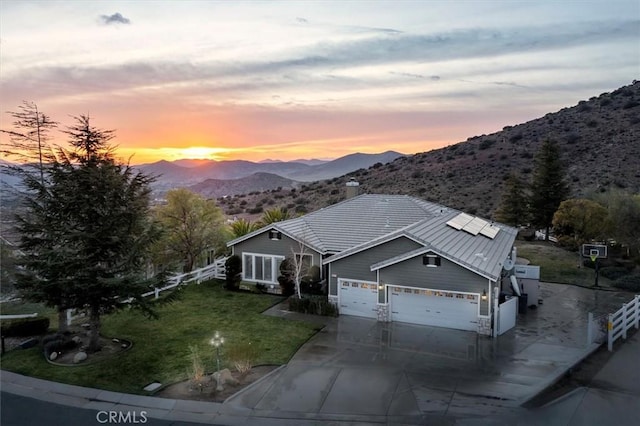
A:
1;283;637;425
526;331;640;426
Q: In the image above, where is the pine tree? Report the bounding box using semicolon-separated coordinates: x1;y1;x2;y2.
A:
529;139;569;241
16;115;162;351
495;173;530;227
0;101;58;185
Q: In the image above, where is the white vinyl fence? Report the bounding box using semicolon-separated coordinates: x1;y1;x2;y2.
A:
67;257;228;326
141;257;228;299
607;294;640;351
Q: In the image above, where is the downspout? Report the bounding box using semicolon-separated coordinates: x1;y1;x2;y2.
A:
492;281;499;338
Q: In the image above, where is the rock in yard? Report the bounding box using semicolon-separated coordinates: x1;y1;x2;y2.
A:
49;351;58;361
71;336;82;344
112;338;120;343
73;351;88;364
213;368;238;391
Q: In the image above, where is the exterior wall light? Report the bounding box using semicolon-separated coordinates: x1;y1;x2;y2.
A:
481;289;488;301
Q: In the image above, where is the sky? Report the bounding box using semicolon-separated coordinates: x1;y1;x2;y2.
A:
1;1;638;164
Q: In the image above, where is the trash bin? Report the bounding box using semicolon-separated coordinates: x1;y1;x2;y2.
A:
518;293;528;314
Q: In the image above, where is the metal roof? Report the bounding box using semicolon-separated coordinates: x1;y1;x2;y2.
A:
227;194;517;281
227;194;445;253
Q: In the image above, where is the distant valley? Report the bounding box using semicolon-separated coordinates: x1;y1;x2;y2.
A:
137;151;404;196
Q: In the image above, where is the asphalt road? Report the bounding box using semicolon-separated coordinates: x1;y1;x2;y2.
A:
0;392;212;426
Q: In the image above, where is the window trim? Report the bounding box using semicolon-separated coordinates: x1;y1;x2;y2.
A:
242;252;285;284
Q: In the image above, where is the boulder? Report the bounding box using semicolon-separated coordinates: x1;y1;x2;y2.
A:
71;336;82;344
49;351;58;361
73;351;88;364
212;368;238;391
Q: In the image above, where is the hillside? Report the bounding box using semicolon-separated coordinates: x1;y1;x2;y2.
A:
188;172;299;199
219;81;640;220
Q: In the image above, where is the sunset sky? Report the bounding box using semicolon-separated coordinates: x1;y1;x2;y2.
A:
1;1;638;164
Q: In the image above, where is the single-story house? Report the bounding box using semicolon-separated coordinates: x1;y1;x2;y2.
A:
227;190;518;336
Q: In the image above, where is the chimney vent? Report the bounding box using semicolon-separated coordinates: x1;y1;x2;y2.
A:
346;178;360;199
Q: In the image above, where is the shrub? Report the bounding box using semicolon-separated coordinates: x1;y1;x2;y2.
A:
612;274;640;292
43;334;77;357
1;317;50;338
227;341;259;376
289;295;338;316
224;255;242;291
255;282;267;293
479;139;496;150
557;236;579;251
600;266;630;281
186;345;206;386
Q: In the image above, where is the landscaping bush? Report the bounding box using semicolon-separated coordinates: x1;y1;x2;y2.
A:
227;341;259;375
301;265;323;295
289;296;338;317
43;334;77;357
600;266;630;281
612;274;640;292
224;255;242;291
278;258;295;296
278;275;295;296
0;317;50;337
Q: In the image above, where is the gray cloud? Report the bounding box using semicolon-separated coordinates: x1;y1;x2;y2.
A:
3;18;636;109
100;13;130;25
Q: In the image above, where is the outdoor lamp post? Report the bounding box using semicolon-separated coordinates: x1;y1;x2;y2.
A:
210;331;224;373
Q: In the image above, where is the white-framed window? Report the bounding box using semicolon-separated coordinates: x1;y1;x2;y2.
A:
242;253;285;283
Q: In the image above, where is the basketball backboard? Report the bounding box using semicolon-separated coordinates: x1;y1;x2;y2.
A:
581;244;607;259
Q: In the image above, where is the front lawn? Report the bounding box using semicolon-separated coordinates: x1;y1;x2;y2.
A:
515;241;613;287
0;280;320;394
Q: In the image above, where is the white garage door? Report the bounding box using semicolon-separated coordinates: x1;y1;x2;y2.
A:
339;280;378;319
390;287;478;331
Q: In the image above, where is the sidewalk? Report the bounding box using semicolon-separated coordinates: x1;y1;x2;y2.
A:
526;331;640;426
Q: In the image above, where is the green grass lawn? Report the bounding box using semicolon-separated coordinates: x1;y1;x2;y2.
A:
515;241;613;287
0;280;320;394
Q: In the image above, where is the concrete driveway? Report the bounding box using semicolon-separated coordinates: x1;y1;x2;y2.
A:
227;283;632;424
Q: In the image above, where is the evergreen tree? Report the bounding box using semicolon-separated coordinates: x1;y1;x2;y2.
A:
0;101;58;185
16;115;162;351
529;139;569;241
494;173;530;227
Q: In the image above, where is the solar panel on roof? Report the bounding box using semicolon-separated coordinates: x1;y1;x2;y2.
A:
446;213;474;230
462;217;488;235
479;224;500;239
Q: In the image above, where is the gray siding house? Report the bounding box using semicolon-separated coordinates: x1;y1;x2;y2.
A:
227;194;517;336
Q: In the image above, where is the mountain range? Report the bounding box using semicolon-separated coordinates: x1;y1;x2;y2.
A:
138;151;404;194
216;81;640;219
